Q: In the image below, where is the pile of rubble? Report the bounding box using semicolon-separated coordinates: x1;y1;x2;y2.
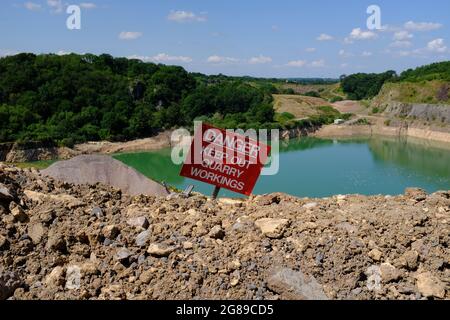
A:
0;164;449;300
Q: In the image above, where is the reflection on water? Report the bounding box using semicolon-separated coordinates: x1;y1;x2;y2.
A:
114;136;450;198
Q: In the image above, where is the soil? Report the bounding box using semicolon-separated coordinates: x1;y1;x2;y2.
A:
0;164;449;300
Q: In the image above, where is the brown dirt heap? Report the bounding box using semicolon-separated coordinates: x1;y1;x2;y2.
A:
0;164;449;300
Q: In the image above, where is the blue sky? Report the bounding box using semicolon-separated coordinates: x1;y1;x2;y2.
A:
1;0;450;77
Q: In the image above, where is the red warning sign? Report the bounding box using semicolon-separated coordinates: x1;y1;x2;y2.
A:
180;123;271;196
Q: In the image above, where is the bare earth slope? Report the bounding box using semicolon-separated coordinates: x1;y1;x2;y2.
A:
274;94;332;119
41;155;168;197
0;165;448;300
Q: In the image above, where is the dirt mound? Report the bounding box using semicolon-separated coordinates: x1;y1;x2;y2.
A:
41;155;168;197
0;165;449;300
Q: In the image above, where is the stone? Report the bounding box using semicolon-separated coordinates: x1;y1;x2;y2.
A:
147;243;178;257
54;194;84;209
230;278;240;287
0;184;14;202
218;198;244;207
103;225;120;239
135;230;151;247
405;188;427;202
183;241;193;250
208;225;225;239
11;205;27;222
380;263;402;283
267;267;328;300
28;223;45;244
415;272;445;299
65;265;81;290
302;202;318;210
139;269;154;284
399;250;419;270
44;266;65;288
0;235;8;250
115;248;131;263
255;218;290;239
365;266;382;291
46;232;67;253
254;194;280;206
39;209;55;225
127;216;149;229
368;249;383;261
91;207;103;219
0;271;23;300
81;262;99;276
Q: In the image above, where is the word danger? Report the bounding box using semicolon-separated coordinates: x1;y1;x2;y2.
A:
180;123;270;196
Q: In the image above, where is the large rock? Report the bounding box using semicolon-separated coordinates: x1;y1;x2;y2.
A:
255;218;290;239
41;155;169;197
23;190;83;209
28;223;45;244
0;183;14;202
415;272;446;299
267;267;328;300
44;266;65;288
147;243;178;257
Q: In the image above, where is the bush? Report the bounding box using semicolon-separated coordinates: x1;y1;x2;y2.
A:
341;71;396;100
303;91;320;98
329;96;344;103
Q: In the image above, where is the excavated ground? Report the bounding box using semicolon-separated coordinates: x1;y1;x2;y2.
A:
0;164;449;300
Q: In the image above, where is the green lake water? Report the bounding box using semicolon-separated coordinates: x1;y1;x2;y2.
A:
114;137;450;198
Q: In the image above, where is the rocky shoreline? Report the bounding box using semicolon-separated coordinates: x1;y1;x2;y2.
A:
1;164;449;300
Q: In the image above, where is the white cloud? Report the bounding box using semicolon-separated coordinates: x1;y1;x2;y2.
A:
404;21;442;32
393;31;413;41
339;49;353;58
207;55;239;64
56;50;71;56
119;32;143;40
362;51;373;57
427;38;447;53
129;53;193;64
168;10;207;23
340;63;349;68
152;53;193;63
24;2;41;11
286;60;307;67
249;55;272;64
47;0;63;13
317;33;334;41
347;28;378;41
79;3;96;9
390;40;412;48
305;48;316;52
310;59;325;68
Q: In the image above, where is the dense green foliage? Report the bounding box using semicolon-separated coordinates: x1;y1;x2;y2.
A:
341;71;396;100
0;53;275;145
397;61;450;82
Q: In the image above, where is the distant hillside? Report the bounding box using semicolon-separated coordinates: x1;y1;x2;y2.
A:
373;80;450;107
341;61;450;102
397;61;450;82
0;53;275;145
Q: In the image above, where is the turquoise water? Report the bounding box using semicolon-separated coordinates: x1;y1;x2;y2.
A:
114;137;450;198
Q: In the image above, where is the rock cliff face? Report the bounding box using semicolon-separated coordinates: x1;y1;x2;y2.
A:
0;164;449;300
384;102;450;124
